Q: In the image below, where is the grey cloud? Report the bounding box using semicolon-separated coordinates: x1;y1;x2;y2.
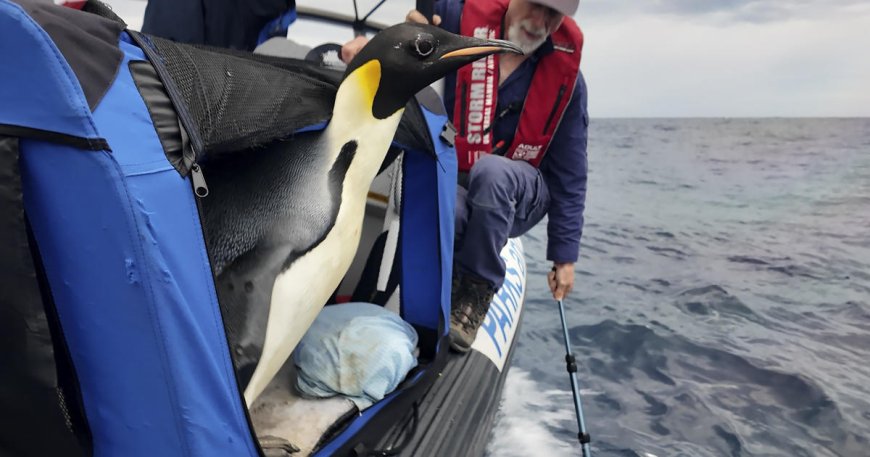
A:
580;0;867;23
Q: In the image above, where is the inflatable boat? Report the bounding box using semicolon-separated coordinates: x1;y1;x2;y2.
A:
0;1;526;456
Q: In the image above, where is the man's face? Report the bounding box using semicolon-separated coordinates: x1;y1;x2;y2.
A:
505;0;564;54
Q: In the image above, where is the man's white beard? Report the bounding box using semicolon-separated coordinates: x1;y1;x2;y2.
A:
506;19;548;55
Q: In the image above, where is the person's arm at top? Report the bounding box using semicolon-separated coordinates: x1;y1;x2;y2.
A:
144;0;293;50
542;71;589;300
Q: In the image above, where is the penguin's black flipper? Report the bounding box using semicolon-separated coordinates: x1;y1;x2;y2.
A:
198;133;348;380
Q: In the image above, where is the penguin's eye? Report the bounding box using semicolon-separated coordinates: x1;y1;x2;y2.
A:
412;34;436;58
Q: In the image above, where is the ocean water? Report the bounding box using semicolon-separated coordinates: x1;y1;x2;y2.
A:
487;118;870;457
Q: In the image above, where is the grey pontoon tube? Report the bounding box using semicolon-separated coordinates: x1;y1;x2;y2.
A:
557;299;592;456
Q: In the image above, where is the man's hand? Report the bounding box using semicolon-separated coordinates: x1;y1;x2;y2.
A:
340;35;369;64
547;262;574;301
341;10;442;64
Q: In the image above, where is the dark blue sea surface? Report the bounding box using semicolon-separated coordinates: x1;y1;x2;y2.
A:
487;118;870;457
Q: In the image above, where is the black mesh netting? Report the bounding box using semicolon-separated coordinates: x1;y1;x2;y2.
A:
144;34;337;156
133;33;432;167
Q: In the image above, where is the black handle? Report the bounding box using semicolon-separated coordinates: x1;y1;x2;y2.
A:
416;0;435;24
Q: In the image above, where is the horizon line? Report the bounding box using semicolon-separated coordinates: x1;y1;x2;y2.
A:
590;116;870;120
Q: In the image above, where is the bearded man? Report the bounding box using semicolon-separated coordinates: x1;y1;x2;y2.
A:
343;0;588;353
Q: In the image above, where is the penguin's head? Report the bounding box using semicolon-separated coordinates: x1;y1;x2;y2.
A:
343;23;522;119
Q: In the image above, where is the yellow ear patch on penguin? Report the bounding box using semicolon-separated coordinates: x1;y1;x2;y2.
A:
349;59;382;105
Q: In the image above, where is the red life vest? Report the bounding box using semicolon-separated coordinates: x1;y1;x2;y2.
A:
61;1;87;10
453;0;583;172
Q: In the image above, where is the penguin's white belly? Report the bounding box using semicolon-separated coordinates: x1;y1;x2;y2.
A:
243;192;366;406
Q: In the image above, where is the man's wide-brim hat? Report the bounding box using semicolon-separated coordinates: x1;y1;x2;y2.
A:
532;0;579;17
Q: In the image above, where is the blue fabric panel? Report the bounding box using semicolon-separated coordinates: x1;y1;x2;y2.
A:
294;121;329;134
20;36;257;457
399;107;457;333
428;109;458;337
400;144;441;330
0;0;99;139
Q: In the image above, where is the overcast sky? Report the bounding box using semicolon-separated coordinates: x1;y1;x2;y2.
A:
104;0;870;117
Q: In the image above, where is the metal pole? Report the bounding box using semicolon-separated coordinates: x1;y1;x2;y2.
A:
557;299;592;457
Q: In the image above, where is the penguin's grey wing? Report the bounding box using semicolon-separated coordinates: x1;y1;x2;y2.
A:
198;132;356;384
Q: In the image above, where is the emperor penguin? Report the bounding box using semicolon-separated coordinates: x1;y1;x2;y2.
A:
196;23;522;405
